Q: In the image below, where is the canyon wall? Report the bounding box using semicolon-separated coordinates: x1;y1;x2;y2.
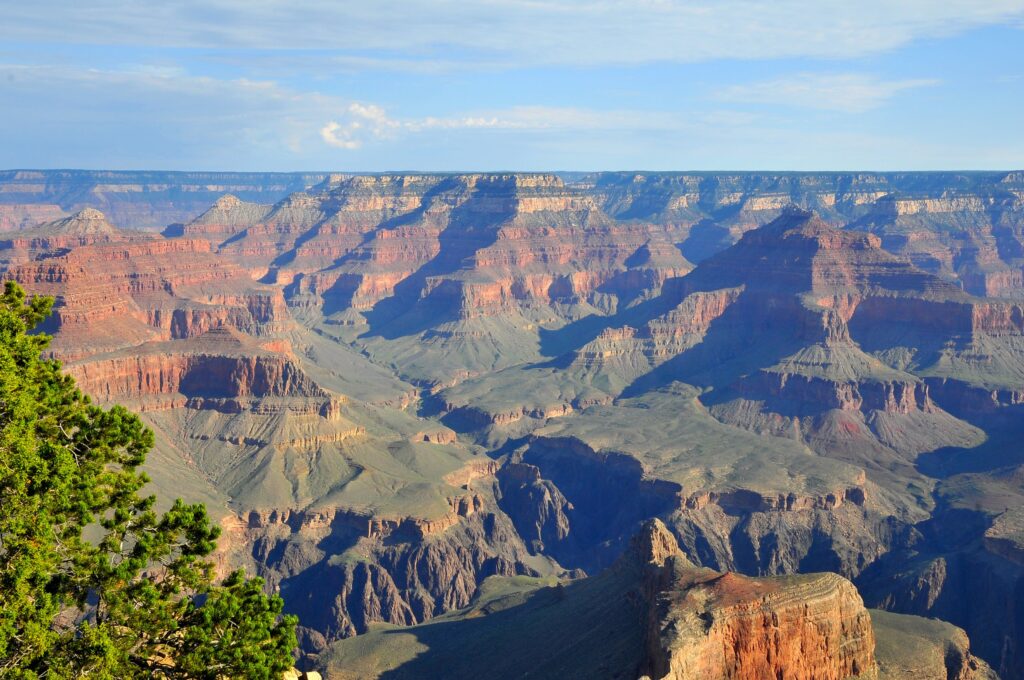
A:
3;171;1024;677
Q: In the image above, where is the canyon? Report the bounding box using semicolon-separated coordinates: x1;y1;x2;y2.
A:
3;169;1024;678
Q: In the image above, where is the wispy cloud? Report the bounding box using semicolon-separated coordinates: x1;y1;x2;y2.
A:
713;73;939;113
1;63;722;162
318;104;721;150
321;102;517;149
0;63;347;164
4;1;1024;66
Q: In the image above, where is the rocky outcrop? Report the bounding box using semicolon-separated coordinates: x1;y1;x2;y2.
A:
925;377;1024;416
635;519;876;680
856;505;1024;679
229;501;558;648
0;207;123;243
681;486;867;513
429;209;997;468
458;428;908;585
588;171;1024;298
441;395;611;429
67;336;329;406
322;520;991;680
870;610;999;680
496;462;573;553
4;234;290;358
589;209;999;463
496;436;683;571
984;507;1024;566
282;669;322;680
148;174;690;354
850;190;1024;298
0;208;154;268
171;194;272;240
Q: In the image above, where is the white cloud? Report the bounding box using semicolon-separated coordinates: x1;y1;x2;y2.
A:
318;104;714;150
0;63;715;161
316;109;481;150
3;1;1023;66
321;103;403;148
320;121;361;149
714;73;939;113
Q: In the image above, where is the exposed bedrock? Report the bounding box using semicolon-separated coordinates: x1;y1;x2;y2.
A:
849;295;1024;338
0;169;323;229
0;203;67;231
858;508;1024;679
495;462;573;554
4;234;291;359
6;175;1024;676
221;431;904;661
730;371;933;416
670;503;909;579
497;436;682;572
493;435;908;583
220;503;561;654
870;609;999;680
926;377;1024;417
69;349;327;404
490;436;1012;673
322;518;993;680
636;519;876;680
218;172;689;325
145;291;289;338
208;433;908;662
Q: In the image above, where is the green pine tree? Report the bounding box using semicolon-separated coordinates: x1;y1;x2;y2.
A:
0;282;297;678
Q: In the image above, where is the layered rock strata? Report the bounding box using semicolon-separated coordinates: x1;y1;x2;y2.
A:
3;174;1022;675
637;520;875;680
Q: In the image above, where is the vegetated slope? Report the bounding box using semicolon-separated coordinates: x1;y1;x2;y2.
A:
3;171;1024;678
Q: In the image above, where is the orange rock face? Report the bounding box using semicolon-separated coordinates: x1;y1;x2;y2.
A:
636;520;875;680
69;343;322;404
176;173;691;320
653;572;875;680
4;229;289;358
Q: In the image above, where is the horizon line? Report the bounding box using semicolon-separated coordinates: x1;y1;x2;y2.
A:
3;168;1022;175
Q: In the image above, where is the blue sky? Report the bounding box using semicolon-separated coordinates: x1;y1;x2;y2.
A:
2;1;1022;171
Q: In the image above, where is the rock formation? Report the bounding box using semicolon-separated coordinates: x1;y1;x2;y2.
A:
3;172;1023;677
4;233;290;358
0;169;325;229
635;520;875;680
326;520;998;679
870;609;998;680
170;194;273;240
0;203;66;231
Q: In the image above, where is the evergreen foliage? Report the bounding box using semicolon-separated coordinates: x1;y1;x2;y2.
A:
0;282;297;678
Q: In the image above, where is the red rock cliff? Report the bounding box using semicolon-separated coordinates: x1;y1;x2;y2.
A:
636;520;875;680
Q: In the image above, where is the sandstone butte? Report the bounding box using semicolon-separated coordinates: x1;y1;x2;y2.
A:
1;171;1023;678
